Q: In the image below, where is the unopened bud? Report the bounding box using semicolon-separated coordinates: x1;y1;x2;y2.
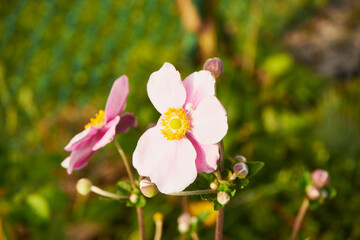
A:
234;155;247;163
311;169;329;188
203;57;224;78
129;193;138;204
140;178;159;198
76;178;92;196
306;185;321;201
210;181;218;190
178;212;191;234
233;163;248;179
320;189;328;199
217;192;230;205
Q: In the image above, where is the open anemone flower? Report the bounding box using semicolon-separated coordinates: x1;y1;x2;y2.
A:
62;75;137;174
133;63;228;194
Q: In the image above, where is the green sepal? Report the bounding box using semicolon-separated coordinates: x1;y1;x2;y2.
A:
116;181;132;195
246;161;265;178
299;170;312;193
213;200;224;210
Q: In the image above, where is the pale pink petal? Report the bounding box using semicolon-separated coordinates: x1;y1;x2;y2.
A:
133;125;197;194
105;75;129;122
64;126;98;151
191;96;228;145
116;113;137;134
183;70;215;109
92;116;120;151
64;141;95;174
147;63;186;114
187;133;219;173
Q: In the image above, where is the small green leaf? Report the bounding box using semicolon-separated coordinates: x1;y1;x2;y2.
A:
135;195;146;207
218;183;230;192
325;186;337;199
200;193;216;201
116;181;132;195
299;170;312;193
213;200;224;210
247;161;265;178
197;211;210;224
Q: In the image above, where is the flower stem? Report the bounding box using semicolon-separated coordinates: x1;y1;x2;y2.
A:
291;198;309;240
114;140;136;188
114;140;145;240
215;140;225;240
137;207;146;240
215;208;224;240
90;186;128;200
168;189;217;196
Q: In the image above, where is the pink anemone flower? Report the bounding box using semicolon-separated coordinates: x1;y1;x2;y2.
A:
62;75;137;174
133;63;228;194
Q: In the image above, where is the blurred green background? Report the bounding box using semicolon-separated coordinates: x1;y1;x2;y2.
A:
1;0;360;239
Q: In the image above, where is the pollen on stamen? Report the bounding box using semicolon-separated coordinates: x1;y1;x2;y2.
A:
84;109;105;129
161;107;190;140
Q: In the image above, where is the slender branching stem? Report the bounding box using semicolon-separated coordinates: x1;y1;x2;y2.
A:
215;140;225;240
168;190;217;196
90;186;128;200
114;140;136;188
114;140;145;240
291;198;309;240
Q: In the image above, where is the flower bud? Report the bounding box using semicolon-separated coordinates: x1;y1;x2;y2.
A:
210;181;218;190
217;192;230;205
234;155;247;163
178;212;191;234
233;162;248;179
320;189;329;199
129;193;139;204
76;178;92;196
203;57;224;78
306;185;321;201
140;178;159;198
311;169;330;188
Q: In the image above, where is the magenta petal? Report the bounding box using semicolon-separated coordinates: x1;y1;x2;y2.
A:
183;70;215;109
133;125;197;194
105;75;129;122
92;116;120;151
147;62;186;114
187;133;219;173
65;141;95;174
191;96;228;145
116;113;137;134
64;126;98;151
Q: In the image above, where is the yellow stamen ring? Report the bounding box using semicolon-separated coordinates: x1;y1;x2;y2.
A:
161;107;190;140
84;109;105;129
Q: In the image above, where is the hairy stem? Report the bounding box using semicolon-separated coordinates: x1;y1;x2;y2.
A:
291;198;309;240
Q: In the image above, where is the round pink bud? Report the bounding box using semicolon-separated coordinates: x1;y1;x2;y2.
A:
76;178;92;196
234;155;247;163
203;57;224;78
177;212;191;234
306;185;321;201
233;162;249;179
217;192;230;205
140;178;159;198
311;169;330;188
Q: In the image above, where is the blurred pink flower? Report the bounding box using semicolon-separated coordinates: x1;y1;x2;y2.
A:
133;63;228;194
311;169;330;188
62;75;137;174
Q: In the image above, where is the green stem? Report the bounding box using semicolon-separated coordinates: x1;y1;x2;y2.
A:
168;189;217;196
114;140;136;188
291;198;309;240
90;186;128;200
215;140;225;240
114;140;145;240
